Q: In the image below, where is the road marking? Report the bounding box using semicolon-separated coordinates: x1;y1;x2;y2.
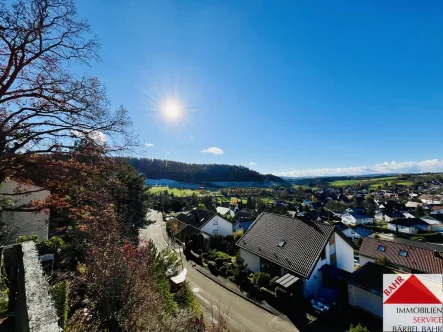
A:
192;288;200;293
195;293;211;306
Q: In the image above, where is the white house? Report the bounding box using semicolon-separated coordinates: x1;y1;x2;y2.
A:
341;212;374;226
386;218;430;235
216;206;231;217
200;214;233;237
420;194;443;205
0;180;50;245
374;210;404;222
236;213;355;298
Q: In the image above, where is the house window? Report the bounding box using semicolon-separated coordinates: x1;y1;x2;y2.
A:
320;248;326;260
399;250;408;257
213;218;218;226
377;245;386;252
213;229;218;235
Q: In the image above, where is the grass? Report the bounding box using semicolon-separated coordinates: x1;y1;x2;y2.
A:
331;176;414;188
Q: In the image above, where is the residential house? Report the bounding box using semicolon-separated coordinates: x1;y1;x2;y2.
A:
376;200;406;212
233;220;254;232
341;212;374;226
232;208;258;223
175;208;233;239
420;194;443;205
359;237;443;273
236;213;355;298
354;226;374;238
386;218;430;235
348;262;395;318
374;210;404;222
307;202;323;210
430;205;443;215
216;206;231;217
405;201;423;212
345;207;367;215
334;222;362;242
0;180;50;245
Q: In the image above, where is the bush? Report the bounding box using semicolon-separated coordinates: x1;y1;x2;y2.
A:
201;252;209;260
260;287;276;298
207;260;218;274
38;236;66;256
226;270;234;278
270;276;279;288
253;272;271;289
50;281;69;328
214;257;224;268
16;233;39;244
218;265;228;277
347;323;369;332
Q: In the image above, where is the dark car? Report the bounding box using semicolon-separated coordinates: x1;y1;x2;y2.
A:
311;287;340;313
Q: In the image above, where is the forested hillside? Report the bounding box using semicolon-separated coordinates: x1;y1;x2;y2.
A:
123;158;285;183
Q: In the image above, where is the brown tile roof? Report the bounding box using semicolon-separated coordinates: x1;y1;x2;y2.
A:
359;237;443;274
431;205;443;211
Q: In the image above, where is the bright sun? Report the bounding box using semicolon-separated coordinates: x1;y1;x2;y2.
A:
162;99;182;119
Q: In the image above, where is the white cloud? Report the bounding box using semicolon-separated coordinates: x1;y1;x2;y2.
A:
201;147;224;155
249;162;257;166
144;143;154;147
275;159;443;178
71;130;106;143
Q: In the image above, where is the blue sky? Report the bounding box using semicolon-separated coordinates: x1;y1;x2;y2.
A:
77;0;443;177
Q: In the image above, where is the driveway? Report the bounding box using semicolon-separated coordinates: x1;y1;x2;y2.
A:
140;210;300;332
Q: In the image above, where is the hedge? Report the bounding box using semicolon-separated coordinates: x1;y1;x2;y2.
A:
260;287;276;298
50;281;69;328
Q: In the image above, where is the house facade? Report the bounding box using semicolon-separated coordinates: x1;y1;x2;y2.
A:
341;212;374;226
200;215;232;236
0;180;50;245
420;194;443;205
430;206;443;215
237;213;355;298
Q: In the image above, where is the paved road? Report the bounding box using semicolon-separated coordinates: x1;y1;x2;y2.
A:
140;210;299;332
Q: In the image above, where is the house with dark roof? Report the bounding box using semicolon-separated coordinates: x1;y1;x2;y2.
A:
359;237;443;273
232;220;254;232
386;218;431;234
175;208;233;239
341;212;374;226
374;210;405;222
236;213;355;297
334;222;362;242
232;208;257;223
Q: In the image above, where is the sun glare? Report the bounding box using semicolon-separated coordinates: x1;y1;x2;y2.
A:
162;99;182;120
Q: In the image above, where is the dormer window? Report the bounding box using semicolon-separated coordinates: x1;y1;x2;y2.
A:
377;245;386;252
399;250;408;257
278;240;286;248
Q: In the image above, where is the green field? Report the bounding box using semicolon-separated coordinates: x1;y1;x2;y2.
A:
149;186;218;197
331;176;413;188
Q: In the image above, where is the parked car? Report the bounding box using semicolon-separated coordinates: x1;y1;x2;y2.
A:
311;287;340;313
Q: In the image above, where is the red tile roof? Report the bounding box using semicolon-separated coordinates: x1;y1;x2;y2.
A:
359;237;443;274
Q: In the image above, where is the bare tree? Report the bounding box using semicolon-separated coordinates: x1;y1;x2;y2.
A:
0;0;134;183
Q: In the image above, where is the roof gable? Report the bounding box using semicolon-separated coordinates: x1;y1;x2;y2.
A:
236;213;336;279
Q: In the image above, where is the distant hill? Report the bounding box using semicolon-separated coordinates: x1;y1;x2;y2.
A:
122;158;286;184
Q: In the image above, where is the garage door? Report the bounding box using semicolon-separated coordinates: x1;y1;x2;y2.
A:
355;287;383;317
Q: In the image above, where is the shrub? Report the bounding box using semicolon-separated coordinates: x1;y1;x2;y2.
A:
226;270;234;278
38;236;66;256
50;281;69;328
270;276;279;288
16;233;39;244
253;272;271;289
201;252;209;260
347;323;369;332
207;260;218;274
214;257;224;268
260;287;276;298
218;265;228;277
